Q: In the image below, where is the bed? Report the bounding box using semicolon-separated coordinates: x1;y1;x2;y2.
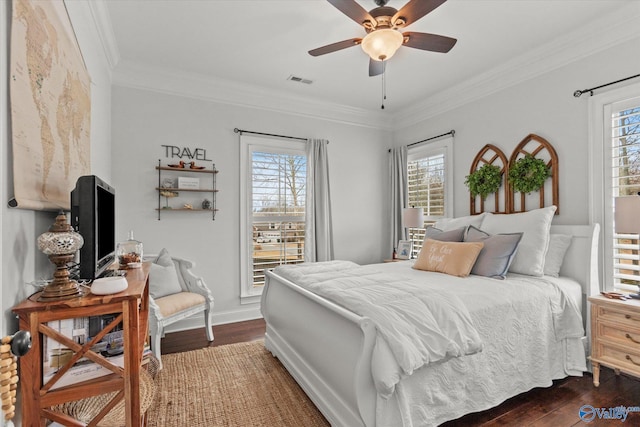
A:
261;216;600;427
261;136;599;426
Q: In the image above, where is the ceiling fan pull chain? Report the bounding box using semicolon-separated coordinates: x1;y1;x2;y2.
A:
381;61;386;110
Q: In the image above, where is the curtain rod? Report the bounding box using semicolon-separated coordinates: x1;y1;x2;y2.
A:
388;130;455;152
573;73;640;98
234;127;308;142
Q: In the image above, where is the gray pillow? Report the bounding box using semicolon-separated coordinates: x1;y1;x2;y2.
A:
422;226;465;243
544;234;572;277
464;226;523;279
149;248;182;299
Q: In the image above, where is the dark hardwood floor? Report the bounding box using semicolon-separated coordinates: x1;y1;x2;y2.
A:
161;320;640;426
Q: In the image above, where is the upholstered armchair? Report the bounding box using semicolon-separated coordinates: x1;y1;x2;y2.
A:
146;251;214;368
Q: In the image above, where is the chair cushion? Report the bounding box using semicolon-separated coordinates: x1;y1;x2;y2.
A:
155;292;205;318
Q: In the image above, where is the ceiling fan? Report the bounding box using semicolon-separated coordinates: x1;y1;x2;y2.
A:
309;0;457;77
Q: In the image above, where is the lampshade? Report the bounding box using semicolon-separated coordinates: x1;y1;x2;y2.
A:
361;28;403;61
403;207;424;229
615;196;640;234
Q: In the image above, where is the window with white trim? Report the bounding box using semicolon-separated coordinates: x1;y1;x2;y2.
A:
240;135;307;302
610;100;640;292
406;137;453;257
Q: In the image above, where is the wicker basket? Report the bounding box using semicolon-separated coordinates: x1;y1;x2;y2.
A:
52;357;158;426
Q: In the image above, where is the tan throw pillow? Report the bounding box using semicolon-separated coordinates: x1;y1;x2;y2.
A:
413;239;484;277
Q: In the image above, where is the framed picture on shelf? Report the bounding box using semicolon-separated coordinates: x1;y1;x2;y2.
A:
397;240;413;260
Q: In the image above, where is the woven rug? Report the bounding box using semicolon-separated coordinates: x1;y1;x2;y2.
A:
146;340;329;426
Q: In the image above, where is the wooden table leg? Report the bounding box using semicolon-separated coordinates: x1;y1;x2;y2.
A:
593;362;600;387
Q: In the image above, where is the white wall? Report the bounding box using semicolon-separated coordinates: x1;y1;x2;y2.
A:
1;1;112;425
111;86;390;328
1;0;112;339
393;36;640;227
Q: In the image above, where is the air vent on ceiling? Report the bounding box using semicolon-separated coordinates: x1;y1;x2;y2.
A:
287;75;313;85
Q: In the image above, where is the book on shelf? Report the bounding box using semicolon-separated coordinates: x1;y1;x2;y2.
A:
42;313;129;390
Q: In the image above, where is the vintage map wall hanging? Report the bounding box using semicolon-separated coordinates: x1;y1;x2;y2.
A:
9;0;91;211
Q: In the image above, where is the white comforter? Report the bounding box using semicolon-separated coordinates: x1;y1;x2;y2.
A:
273;260;483;396
274;260;587;426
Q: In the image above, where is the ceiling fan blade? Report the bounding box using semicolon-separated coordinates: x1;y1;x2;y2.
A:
369;59;384;77
308;38;362;56
392;0;447;27
327;0;375;27
402;32;457;53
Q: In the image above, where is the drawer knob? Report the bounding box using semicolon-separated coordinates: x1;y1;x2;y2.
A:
626;355;640;366
626;333;640;344
625;314;639;321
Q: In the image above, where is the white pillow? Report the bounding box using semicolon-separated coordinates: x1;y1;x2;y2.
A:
434;212;487;231
544;234;572;277
480;206;556;276
149;248;182;299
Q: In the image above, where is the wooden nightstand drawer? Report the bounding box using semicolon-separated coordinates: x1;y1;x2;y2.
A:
588;295;640;387
595;342;640;376
599;322;640;349
595;304;640;329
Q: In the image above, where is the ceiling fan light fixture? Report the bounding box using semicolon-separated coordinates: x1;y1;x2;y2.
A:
361;28;403;61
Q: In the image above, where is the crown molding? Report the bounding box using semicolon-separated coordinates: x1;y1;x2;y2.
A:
392;2;640;129
85;0;120;70
112;60;393;130
91;1;639;132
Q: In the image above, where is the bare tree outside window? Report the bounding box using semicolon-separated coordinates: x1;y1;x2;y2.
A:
251;151;307;286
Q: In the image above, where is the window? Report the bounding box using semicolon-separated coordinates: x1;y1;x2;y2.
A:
590;84;640;292
240;135;307;302
610;101;640;291
406;137;453;257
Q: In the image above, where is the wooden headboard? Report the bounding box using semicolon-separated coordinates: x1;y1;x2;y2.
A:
469;133;559;215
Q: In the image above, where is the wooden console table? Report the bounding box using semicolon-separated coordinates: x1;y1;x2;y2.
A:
12;263;150;426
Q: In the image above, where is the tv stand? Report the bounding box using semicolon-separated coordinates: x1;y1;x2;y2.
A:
12;263;150;425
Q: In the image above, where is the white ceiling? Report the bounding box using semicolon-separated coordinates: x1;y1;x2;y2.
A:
100;0;639;121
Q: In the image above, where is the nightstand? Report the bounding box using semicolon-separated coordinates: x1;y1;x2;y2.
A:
383;259;408;263
589;295;640;387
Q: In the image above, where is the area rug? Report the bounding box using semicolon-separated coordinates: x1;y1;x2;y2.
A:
146;340;329;426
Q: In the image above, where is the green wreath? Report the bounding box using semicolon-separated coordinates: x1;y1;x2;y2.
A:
465;164;503;200
508;155;551;194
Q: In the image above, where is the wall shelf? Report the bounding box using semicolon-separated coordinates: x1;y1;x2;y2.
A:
156;160;218;220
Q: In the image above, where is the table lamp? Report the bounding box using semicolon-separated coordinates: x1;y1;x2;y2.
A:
614;195;640;298
36;211;84;301
402;207;424;259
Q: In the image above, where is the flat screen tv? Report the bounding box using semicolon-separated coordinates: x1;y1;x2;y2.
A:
71;175;116;280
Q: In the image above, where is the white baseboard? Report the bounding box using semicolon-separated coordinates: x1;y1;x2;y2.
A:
162;305;263;334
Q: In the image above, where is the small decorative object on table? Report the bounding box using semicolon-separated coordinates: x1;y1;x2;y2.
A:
397;240;413;260
183;203;193;210
116;230;143;268
36;211;84;301
202;198;212;210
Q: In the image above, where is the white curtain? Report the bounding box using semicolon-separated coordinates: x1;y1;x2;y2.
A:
389;146;408;253
305;139;334;262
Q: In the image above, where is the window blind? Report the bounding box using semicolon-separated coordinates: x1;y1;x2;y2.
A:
407;148;447;256
251;151;306;286
612;104;640;291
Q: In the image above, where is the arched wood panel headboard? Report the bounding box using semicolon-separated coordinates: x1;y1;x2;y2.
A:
508;134;559;214
469;134;559;215
469;144;509;215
